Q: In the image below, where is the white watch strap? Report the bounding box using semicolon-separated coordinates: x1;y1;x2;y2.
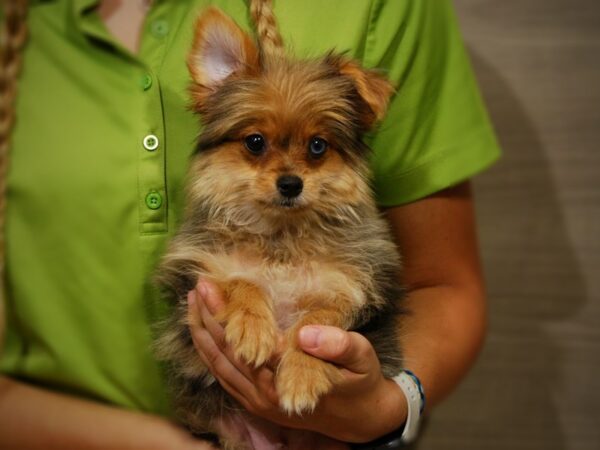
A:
392;371;423;444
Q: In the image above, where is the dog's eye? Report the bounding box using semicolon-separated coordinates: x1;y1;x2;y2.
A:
244;134;266;155
308;137;328;158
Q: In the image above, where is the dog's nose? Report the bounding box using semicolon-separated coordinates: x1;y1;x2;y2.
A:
276;175;303;198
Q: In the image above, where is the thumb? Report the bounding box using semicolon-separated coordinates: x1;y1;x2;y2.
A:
298;325;377;374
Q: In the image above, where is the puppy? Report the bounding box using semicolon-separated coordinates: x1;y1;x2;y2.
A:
156;5;404;449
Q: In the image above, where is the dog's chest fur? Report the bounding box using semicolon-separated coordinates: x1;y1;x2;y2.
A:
205;250;365;329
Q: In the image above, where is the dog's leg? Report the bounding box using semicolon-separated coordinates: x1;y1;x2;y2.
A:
215;279;278;368
276;292;356;415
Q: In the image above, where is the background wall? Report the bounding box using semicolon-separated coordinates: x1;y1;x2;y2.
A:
414;1;600;449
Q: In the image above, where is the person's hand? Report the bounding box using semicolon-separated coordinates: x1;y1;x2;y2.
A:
187;280;407;444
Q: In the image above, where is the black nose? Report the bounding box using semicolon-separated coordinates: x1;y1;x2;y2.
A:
276;175;303;198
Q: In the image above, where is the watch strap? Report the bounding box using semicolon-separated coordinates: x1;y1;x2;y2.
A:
350;370;425;449
392;370;425;444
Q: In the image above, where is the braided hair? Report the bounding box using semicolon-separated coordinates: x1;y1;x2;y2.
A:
0;0;28;352
249;0;283;55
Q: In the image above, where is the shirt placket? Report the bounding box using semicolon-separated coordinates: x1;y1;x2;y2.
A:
72;0;173;236
138;8;172;235
138;68;168;234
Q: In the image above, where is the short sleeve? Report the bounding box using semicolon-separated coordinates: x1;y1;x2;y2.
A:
365;0;501;206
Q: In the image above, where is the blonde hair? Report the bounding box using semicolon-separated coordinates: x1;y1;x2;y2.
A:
249;0;283;55
0;0;28;352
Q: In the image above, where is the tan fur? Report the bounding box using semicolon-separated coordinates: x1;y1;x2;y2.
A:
155;6;404;448
276;292;355;414
338;59;396;125
215;278;278;367
188;7;260;110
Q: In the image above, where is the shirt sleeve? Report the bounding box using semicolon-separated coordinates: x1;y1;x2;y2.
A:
365;0;501;206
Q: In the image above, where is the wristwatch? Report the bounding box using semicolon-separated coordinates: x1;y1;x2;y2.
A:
351;370;425;450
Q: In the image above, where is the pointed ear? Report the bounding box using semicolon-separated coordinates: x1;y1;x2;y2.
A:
338;59;395;128
188;7;259;99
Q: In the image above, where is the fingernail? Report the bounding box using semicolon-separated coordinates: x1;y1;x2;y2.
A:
197;281;208;300
299;326;321;349
187;290;197;307
202;284;220;315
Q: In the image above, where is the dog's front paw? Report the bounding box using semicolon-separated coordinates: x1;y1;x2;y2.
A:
219;309;278;367
276;350;343;415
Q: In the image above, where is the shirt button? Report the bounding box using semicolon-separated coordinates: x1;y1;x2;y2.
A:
141;73;152;90
143;134;159;151
151;20;169;38
145;191;163;210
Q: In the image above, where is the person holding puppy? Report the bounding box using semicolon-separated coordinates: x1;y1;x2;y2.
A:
0;0;500;449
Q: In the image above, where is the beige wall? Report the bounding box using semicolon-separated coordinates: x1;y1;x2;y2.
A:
414;1;600;449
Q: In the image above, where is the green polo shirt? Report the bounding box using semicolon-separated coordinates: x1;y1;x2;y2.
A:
2;0;500;416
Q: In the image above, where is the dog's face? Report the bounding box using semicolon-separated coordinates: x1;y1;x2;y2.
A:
186;8;393;229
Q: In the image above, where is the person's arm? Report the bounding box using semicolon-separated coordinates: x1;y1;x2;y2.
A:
188;180;487;443
0;375;214;450
384;181;487;409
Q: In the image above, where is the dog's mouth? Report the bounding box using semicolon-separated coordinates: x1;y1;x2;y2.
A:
255;195;309;214
262;196;307;211
279;198;298;208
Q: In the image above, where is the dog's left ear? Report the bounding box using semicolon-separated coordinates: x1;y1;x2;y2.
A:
188;7;259;107
338;59;395;128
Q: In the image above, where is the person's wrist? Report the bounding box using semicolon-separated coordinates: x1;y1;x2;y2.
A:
381;377;409;435
347;377;408;448
354;376;408;443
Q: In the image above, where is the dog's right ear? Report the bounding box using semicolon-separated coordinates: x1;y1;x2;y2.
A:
188;7;259;106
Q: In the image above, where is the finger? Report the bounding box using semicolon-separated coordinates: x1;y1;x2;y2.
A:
195;280;279;378
208;344;279;416
189;296;247;389
216;339;278;407
203;335;280;415
187;289;201;327
194;283;259;379
187;291;209;367
196;293;226;348
188;291;252;385
298;326;378;375
196;290;270;384
191;291;280;411
189;319;259;402
196;279;226;316
255;366;280;405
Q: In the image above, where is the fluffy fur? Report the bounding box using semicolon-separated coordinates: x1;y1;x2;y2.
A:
155;7;404;450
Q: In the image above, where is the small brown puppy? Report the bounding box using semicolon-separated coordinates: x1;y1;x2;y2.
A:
156;5;404;449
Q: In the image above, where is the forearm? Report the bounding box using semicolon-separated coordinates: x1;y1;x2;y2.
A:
400;282;486;410
0;375;201;450
385;181;488;411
